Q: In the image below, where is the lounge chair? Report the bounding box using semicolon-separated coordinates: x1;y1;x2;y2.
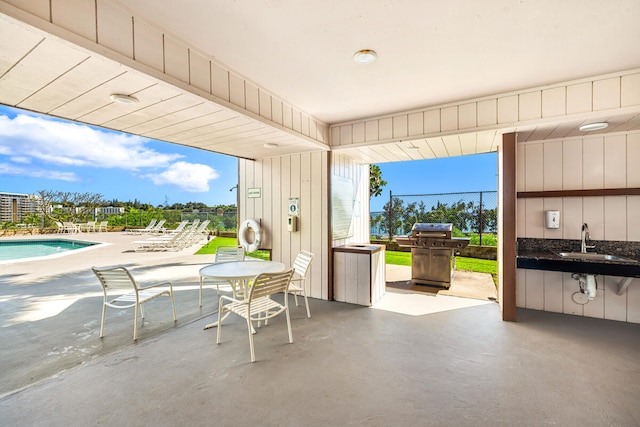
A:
138;219;166;234
130;228;193;252
126;219;157;234
91;266;177;340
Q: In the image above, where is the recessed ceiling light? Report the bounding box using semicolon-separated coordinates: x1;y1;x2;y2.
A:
579;122;608;132
110;94;138;105
353;50;377;65
264;143;278;149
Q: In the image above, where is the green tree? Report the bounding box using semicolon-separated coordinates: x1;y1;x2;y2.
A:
380;196;405;241
369;164;387;198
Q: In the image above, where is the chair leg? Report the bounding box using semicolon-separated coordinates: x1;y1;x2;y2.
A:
285;306;293;344
247;317;256;362
170;290;177;321
216;300;224;344
100;303;107;337
134;304;139;340
303;291;311;318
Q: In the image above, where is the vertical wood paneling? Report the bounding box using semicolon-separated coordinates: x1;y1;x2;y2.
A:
281;156;291;264
379;118;393;140
603;196;626;240
424;110;441;134
261;158;273;249
543;271;563;313
271;157;282;262
477;99;497;126
290;154;301;261
628;196;640;241
582;136;604;189
497;95;518;123
458;103;476;129
258;89;271;120
345;253;358;303
352;122;365;143
566;82;592;114
244;81;259;115
228;72;245;108
132;18;163;70
365;120;379;141
524;143;543;191
408;112;423;135
392;115;408;138
627;279;640;323
603;276;627;322
52;0;96;41
333;251;346;302
543;140;562;190
543;198;562;239
271;98;283;125
189;51;210;93
525;269;544;310
542;87;566;117
621;72;640;107
211;62;230;101
164;36;189;83
356;255;371;305
604;134;627;188
292;108;302;132
627;133;640;186
593;77;621;111
440;106;458;131
583;197;604;240
96;0;133;58
562;138;583;190
524;199;544;238
516;268;526;307
562;197;583;239
519;91;541;121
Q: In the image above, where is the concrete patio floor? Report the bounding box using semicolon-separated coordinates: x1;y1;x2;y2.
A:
1;232;639;425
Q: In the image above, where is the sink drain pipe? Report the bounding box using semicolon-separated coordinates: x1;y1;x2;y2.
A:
571;273;597;304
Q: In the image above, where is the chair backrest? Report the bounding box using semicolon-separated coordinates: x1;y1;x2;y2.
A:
99;220;108;226
174;220;189;232
215;246;245;263
248;269;295;301
153;219;166;229
92;266;138;292
145;219;157;229
196;220;210;233
293;250;314;278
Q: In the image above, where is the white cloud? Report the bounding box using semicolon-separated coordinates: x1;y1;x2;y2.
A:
0;162;79;182
145;161;220;192
0;114;181;170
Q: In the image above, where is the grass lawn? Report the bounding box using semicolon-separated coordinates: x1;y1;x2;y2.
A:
199;237;497;276
386;250;497;276
197;236;270;260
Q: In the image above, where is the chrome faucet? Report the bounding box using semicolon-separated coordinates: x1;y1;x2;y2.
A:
581;223;596;253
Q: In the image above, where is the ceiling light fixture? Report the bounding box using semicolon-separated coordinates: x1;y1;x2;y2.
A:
353;49;377;65
579;122;608;132
264;143;278;149
110;94;138;105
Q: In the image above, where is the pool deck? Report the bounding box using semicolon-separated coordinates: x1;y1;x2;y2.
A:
0;231;217;397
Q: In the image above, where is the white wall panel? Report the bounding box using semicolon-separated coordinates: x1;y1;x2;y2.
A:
542;87;566;118
52;0;96;41
517;131;640;324
239;151;329;300
566;82;592;114
621;72;640;107
593;77;620;111
96;0;133;58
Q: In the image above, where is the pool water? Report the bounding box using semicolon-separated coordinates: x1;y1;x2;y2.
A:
0;239;98;262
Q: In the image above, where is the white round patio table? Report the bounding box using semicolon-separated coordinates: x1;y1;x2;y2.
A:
199;260;285;329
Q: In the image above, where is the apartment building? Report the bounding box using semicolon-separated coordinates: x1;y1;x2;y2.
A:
0;192;40;223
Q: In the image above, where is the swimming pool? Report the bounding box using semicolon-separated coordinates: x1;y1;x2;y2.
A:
0;239;100;262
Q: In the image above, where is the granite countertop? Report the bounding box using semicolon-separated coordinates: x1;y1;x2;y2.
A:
517;238;640;278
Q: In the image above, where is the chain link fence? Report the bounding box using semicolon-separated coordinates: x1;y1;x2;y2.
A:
371;190;497;246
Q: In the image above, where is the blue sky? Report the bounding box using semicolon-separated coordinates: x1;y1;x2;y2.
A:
0;104;497;209
371;153;498;211
0;105;239;207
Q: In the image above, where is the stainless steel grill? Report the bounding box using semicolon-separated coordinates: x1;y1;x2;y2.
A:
396;223;470;288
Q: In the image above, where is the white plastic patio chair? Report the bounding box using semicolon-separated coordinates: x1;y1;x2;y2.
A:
288;250;315;318
97;221;108;232
216;268;295;362
199;246;245;306
91;266;177;340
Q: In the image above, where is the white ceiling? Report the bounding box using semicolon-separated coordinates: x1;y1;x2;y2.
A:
120;0;640;123
1;0;640;163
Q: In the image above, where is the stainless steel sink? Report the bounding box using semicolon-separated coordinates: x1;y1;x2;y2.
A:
557;252;638;263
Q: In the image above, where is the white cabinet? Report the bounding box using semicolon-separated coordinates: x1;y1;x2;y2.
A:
333;244;386;306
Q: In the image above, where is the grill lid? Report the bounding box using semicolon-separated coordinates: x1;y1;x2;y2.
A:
411;223;453;233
